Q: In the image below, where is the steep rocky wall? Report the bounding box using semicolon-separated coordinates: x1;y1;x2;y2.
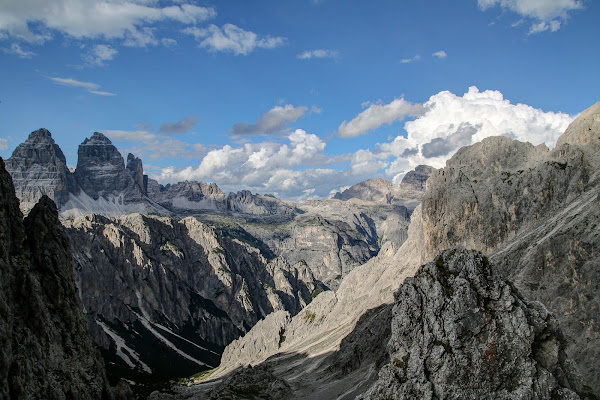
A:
64;212;321;384
5;128;77;213
419;101;600;392
0;158;114;399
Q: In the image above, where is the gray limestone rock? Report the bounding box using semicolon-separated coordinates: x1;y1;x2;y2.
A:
74;132;143;202
5;128;78;213
360;248;582;400
419;102;600;393
332;165;435;211
0;157;115;399
63;212;321;384
126;153;147;196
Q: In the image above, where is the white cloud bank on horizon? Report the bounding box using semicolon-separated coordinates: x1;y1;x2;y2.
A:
477;0;583;33
152;86;573;201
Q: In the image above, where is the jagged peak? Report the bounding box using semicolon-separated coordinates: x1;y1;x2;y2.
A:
26;128;53;141
81;131;112;145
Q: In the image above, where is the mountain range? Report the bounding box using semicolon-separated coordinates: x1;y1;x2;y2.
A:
1;101;598;399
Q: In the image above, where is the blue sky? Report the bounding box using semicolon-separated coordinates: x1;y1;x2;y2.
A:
0;0;598;200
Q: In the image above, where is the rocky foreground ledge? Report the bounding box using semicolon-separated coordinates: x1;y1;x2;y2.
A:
360;248;584;400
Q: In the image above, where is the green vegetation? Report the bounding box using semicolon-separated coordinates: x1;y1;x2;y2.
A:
303;310;316;323
212;246;224;255
311;283;325;299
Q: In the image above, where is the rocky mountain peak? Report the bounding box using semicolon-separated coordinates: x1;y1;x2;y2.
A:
126;153;147;196
360;248;583;399
400;164;435;190
556;101;600;149
5;128;77;212
74;131;143;202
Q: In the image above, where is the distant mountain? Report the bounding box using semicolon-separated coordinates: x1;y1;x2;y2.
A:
332;165;435;211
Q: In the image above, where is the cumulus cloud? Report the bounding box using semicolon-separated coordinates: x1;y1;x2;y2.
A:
432;50;447;58
49;76;115;96
0;0;216;44
159;116;199;134
151;87;573;201
3;43;36;58
421;122;480;158
338;98;425;138
103;129;206;160
233;104;308;135
183;24;286;55
83;44;118;66
378;86;573;182
478;0;582;33
297;49;339;59
0;138;8;151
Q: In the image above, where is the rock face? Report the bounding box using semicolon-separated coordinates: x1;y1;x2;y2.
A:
420;102;600;391
332;165;435;211
74;132;144;202
63;212;321;384
185;103;599;399
126;153;147;196
0;158;112;399
5;128;78;212
360;248;582;399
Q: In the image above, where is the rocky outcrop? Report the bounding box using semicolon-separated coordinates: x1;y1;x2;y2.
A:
419;102;600;391
74;132;143;202
126;153;147;196
332;165;434;211
0;158;113;399
63;212;321;384
360;248;582;399
5;128;78;212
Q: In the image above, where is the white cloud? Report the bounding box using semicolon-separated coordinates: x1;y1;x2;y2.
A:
233;104;308;135
183;23;286;55
0;0;216;44
161;38;177;48
378;86;573;182
3;43;36;58
528;20;561;34
0;138;8;150
297;49;339;59
400;54;421;64
432;50;447;58
83;44;118;66
49;76;115;96
478;0;582;33
152;87;574;201
89;90;116;96
338;98;425;138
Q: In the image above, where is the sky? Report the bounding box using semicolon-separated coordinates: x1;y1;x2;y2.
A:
0;0;598;200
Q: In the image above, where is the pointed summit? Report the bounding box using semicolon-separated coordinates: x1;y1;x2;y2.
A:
5;128;77;212
74;132;143;202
